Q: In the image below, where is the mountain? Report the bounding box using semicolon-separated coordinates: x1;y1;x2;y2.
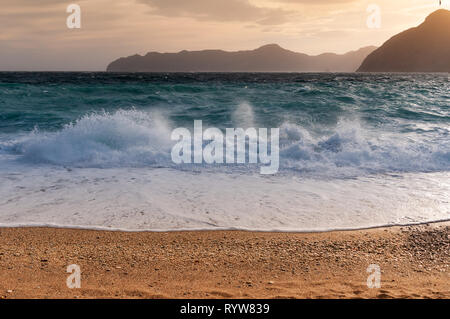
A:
358;9;450;72
106;44;377;72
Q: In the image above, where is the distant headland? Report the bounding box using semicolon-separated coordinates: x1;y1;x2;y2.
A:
358;9;450;72
107;9;450;73
106;44;376;73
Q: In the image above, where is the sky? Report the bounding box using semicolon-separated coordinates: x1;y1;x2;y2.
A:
0;0;447;71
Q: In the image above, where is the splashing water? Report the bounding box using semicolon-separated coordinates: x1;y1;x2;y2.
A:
0;72;448;231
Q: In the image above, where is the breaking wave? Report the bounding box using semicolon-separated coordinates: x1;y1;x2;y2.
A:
1;109;448;177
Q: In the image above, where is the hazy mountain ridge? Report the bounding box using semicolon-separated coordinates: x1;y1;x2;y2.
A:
106;44;377;72
358;9;450;72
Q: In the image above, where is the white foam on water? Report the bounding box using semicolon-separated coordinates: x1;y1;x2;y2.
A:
1;109;449;177
0;109;449;231
232;101;255;128
1;109;173;167
0;166;448;231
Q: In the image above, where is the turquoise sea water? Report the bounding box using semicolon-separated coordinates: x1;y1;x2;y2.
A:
0;72;449;231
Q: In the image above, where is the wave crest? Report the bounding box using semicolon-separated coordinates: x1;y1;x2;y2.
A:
1;109;449;176
279;121;450;176
6;109;172;167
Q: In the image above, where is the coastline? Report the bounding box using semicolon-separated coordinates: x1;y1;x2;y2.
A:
0;222;448;299
1;218;450;233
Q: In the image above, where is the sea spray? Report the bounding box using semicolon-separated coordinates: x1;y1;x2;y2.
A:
0;72;448;231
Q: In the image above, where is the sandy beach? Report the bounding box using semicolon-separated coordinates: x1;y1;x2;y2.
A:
0;222;448;299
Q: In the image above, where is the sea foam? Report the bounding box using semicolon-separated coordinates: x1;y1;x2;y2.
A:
1;109;448;177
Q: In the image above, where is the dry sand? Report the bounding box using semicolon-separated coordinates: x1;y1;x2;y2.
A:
0;222;448;299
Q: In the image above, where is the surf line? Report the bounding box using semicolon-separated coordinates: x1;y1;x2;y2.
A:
171;120;279;174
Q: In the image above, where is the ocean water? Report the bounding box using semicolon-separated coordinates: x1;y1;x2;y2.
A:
0;72;449;231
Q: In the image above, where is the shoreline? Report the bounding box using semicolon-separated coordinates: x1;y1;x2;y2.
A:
1;219;449;234
0;222;448;299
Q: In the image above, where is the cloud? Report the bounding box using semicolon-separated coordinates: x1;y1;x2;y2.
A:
138;0;292;25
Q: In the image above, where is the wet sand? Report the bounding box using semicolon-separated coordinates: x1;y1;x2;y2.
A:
0;222;448;299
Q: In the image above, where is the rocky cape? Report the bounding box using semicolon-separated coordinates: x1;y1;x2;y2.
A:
358;9;450;72
106;44;376;72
